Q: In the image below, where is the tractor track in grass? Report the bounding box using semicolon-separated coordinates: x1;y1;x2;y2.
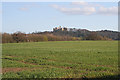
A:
3;55;115;68
2;67;27;73
2;67;44;73
2;59;116;74
28;56;115;68
3;56;115;68
2;55;117;74
47;58;115;68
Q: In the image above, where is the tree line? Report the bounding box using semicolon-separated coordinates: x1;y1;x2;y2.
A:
2;31;112;43
53;28;119;40
2;32;82;43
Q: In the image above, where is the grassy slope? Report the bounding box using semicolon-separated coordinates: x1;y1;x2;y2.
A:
2;41;118;78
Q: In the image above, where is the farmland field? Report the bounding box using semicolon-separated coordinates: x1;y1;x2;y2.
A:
2;41;118;78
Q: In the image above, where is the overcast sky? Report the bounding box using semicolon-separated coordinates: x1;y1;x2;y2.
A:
2;2;118;33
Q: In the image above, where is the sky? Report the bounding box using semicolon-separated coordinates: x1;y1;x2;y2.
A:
2;2;118;33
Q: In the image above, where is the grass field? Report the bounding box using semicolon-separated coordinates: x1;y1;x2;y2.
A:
2;41;118;78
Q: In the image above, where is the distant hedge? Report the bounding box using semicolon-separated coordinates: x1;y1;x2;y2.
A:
2;31;112;43
2;32;82;43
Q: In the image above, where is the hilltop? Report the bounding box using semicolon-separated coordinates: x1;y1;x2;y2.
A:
2;26;119;43
34;26;119;40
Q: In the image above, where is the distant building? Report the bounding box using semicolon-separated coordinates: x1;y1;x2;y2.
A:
53;26;88;32
53;26;68;31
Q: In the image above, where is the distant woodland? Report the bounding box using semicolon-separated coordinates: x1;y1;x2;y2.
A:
2;27;119;43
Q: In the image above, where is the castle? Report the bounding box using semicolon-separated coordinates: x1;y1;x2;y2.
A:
53;26;88;32
53;26;67;31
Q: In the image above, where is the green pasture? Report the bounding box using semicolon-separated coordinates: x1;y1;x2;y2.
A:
2;41;118;78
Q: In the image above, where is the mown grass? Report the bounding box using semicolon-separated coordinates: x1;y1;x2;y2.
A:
2;41;118;78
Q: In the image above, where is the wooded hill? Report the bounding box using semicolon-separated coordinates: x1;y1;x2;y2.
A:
52;29;119;40
2;27;119;43
36;27;119;40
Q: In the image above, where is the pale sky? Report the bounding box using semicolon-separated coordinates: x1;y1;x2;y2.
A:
2;2;118;33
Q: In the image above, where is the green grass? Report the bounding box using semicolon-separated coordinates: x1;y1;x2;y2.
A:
2;41;118;78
